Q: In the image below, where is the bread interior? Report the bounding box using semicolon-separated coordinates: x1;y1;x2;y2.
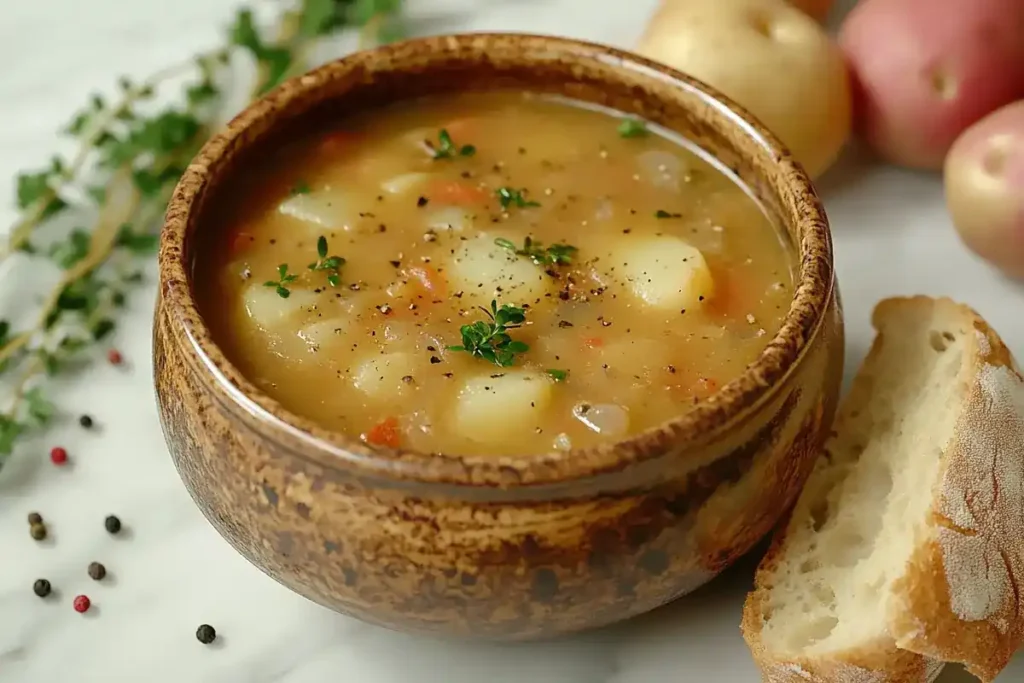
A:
759;302;972;656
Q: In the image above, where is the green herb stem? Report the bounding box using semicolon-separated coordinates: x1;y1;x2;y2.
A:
0;0;407;466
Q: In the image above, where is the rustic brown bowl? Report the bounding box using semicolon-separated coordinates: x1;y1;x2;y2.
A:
155;33;843;640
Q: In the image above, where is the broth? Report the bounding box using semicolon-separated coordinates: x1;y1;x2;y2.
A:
196;92;794;456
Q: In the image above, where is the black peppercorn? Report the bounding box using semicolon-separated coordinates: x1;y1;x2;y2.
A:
78;414;94;429
88;562;106;581
196;624;217;644
33;579;51;598
104;515;121;534
30;522;47;541
27;511;42;525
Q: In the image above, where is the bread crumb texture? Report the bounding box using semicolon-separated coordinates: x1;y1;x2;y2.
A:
743;297;1024;683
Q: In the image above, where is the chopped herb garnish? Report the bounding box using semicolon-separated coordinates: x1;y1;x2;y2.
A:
290;181;311;195
264;263;298;298
448;300;529;367
307;235;345;287
496;187;540;210
494;236;576;267
431;129;476;159
546;369;568;382
618;118;648;138
655;210;682;219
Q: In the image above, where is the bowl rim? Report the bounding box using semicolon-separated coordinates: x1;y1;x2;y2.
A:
158;32;835;489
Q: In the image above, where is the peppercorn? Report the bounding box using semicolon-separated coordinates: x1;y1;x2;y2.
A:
27;511;42;525
73;595;91;613
30;522;47;541
196;624;217;644
104;515;121;534
78;414;94;429
88;562;106;581
33;579;51;598
49;446;68;465
107;349;123;366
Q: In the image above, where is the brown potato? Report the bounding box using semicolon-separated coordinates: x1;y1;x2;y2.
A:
840;0;1024;170
945;100;1024;279
637;0;851;179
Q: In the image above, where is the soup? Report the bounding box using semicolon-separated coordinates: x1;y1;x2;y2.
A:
196;92;794;456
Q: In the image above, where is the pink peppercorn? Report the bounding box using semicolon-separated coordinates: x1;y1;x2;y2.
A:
73;595;91;613
49;447;68;465
107;348;123;366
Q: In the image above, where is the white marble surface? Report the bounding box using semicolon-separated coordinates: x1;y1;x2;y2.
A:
1;1;1022;681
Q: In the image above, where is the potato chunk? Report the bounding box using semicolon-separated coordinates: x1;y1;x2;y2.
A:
277;191;353;232
448;235;555;306
614;236;714;310
453;371;554;445
351;351;418;401
242;283;317;331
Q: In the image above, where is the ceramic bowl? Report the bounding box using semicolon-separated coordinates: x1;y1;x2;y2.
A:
155;33;843;640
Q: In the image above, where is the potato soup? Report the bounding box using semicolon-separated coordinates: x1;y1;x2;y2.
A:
195;93;794;456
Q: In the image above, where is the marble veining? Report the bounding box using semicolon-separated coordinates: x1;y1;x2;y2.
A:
0;0;1021;681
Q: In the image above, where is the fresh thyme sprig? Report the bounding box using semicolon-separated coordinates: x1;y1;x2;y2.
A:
264;264;299;299
617;118;648;138
448;300;530;367
308;235;345;287
430;129;476;159
494;236;577;267
496;187;540;210
0;0;405;468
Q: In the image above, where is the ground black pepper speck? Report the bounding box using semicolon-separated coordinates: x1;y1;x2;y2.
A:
196;624;217;644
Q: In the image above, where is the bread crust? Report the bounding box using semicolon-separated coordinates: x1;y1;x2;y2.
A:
885;300;1024;682
742;297;1024;683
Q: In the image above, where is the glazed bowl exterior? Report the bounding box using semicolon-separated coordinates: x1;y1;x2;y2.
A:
154;33;843;640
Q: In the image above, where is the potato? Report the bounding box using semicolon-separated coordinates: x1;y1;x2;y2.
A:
277;189;376;233
298;319;348;350
637;0;851;178
605;234;714;311
380;172;430;196
351;351;418;400
242;283;317;331
448;234;556;307
945;100;1024;279
840;0;1024;169
452;371;554;445
786;0;833;22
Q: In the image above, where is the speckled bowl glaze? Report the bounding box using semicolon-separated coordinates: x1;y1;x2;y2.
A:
155;33;843;640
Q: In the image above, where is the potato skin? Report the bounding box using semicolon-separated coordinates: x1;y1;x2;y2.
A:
840;0;1024;170
637;0;851;179
945;100;1024;279
787;0;833;22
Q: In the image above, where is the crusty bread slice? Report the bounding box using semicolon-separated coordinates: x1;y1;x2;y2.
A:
742;297;1024;683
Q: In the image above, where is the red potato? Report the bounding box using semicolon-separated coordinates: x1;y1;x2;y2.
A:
840;0;1024;170
945;100;1024;279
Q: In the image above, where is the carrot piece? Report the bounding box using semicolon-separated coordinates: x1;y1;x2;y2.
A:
427;179;490;207
230;231;254;254
582;337;604;349
406;264;447;297
318;130;358;155
364;417;401;448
